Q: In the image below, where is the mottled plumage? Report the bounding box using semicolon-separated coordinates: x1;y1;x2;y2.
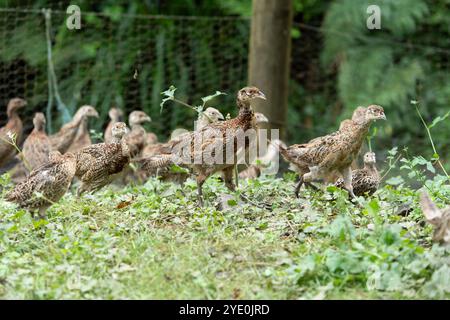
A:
280;105;386;198
5;151;77;217
420;192;450;244
125;111;151;158
335;152;380;196
104;107;124;144
0;98;27;168
22;113;52;171
50;105;98;154
75;122;130;195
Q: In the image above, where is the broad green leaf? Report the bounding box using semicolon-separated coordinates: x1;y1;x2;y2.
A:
385;176;404;186
201;91;226;105
428;110;450;129
160;85;177;113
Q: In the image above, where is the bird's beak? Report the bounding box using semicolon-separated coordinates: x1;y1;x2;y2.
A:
144;116;152;122
218;113;225;120
379;113;386;120
256;91;266;100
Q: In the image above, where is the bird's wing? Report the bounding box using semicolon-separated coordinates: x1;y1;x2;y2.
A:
77;143;109;158
23;134;52;169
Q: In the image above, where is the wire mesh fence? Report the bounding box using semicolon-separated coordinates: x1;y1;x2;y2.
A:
1;7;450;164
0;8;250;138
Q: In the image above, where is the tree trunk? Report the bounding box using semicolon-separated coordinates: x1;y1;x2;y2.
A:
248;0;293;139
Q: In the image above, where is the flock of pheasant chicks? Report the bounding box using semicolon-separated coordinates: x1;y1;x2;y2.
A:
0;88;448;245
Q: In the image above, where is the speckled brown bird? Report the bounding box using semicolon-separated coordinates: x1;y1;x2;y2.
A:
196;107;224;130
75;122;130;196
280;105;386;198
104;107;124;144
5;151;77;217
420;192;450;244
0;98;27;168
334;152;380;196
125;111;152;158
22;112;52;171
50;105;99;154
138;87;266;206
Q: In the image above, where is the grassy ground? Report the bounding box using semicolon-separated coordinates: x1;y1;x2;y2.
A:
0;170;449;299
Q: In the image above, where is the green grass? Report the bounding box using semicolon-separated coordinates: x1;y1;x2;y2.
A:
0;170;449;299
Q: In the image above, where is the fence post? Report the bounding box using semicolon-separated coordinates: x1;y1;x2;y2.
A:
248;0;293;139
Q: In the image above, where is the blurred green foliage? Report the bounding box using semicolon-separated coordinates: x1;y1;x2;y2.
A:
290;0;450;167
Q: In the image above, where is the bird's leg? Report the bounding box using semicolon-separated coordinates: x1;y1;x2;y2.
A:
339;167;361;206
305;182;319;191
38;207;47;219
76;183;87;197
196;174;207;207
294;176;304;198
222;167;236;192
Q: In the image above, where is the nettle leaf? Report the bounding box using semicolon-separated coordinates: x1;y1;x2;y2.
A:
325;250;364;274
421;265;450;298
326;216;356;242
411;156;428;166
169;164;189;174
201;91;226;105
387;146;398;157
383;270;405;292
160;85;177;113
385;176;404;186
426;162;436;174
428;110;450;129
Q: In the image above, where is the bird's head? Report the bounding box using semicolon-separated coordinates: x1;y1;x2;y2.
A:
7;97;27;115
33;112;46;131
78;105;99;118
129;111;151;126
237;87;266;105
254;112;269;125
109;107;124;121
364;105;386;122
363;152;377;165
111;122;129;139
203;107;224;122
